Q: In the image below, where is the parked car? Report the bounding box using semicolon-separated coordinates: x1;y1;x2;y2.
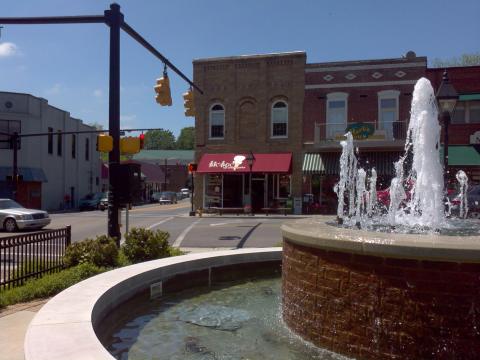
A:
0;198;51;232
99;192;109;211
79;192;105;211
157;191;178;204
180;188;191;198
176;191;184;200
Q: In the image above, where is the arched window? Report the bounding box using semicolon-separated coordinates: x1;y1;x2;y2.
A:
209;103;224;139
271;101;288;138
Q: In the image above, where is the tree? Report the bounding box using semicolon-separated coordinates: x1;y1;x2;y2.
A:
176;127;195;150
431;53;480;68
144;129;176;150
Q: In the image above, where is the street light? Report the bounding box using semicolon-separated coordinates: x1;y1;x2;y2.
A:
435;69;459;189
245;151;256;215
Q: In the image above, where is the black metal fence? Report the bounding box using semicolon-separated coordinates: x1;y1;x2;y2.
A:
0;226;71;291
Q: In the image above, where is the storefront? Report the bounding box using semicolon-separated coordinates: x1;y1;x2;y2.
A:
302;151;403;214
197;153;292;212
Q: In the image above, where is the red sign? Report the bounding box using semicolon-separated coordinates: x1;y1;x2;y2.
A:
197;153;292;173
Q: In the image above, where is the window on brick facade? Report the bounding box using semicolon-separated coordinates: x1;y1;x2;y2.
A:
453;100;480;123
326;92;348;139
209;104;224;139
378;90;400;140
271;101;288;138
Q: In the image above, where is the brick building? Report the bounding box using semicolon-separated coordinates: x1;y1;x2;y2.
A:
191;51;480;214
192;52;306;213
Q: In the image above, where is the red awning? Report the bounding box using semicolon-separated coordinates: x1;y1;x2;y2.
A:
196;153;292;173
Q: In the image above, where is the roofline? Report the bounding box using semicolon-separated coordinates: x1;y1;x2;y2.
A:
193;51;306;64
307;56;427;68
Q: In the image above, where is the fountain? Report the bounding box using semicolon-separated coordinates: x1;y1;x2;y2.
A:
282;78;480;359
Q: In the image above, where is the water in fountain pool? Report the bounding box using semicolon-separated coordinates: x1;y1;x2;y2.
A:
99;278;351;360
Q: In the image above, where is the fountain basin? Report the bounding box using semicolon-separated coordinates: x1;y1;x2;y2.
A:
282;216;480;359
24;248;281;360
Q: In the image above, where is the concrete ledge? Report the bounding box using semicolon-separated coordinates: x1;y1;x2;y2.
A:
281;216;480;262
25;248;282;360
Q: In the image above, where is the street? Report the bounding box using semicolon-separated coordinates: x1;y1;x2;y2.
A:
0;199;301;250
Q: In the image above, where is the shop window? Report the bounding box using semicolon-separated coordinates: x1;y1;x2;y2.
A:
205;174;222;207
378;90;399;140
278;174;291;198
271;101;288;138
470;101;480;123
209;104;224;139
326;93;348;139
48;127;53;154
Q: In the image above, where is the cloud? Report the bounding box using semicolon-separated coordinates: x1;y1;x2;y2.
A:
120;114;137;129
0;42;18;58
45;83;62;96
93;89;103;98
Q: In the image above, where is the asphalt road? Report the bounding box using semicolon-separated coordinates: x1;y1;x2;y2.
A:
1;199;300;249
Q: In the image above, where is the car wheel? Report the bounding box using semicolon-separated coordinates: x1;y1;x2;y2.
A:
469;211;480;219
4;218;18;232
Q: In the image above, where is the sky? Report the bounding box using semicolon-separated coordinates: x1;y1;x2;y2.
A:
1;0;479;137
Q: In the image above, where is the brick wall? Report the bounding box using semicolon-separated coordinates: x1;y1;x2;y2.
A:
282;240;480;359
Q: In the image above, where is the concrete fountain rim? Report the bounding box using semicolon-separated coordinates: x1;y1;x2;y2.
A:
24;248;282;360
281;216;480;263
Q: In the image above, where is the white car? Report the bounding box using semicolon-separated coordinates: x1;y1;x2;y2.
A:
0;198;51;232
180;188;191;198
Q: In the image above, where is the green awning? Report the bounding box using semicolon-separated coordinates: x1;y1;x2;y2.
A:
302;152;403;176
459;94;480;101
440;146;480;166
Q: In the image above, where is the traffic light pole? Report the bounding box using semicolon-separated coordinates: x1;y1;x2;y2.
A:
0;3;203;245
105;4;122;244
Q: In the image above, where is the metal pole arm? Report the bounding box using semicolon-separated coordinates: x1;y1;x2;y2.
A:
121;22;203;94
0;15;105;24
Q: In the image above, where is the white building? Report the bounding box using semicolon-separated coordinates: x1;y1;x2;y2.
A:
0;91;101;210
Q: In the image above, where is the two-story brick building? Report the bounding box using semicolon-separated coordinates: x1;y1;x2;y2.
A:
191;51;480;214
192;52;306;213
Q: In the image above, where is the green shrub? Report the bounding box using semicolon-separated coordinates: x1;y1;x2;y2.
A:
122;227;174;263
64;235;118;268
0;263;105;308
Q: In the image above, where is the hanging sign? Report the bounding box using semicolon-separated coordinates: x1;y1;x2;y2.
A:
345;123;375;139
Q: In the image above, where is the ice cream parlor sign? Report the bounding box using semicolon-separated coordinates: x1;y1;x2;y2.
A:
208;155;247;171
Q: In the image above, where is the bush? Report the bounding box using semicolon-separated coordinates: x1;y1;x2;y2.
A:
122;227;174;263
0;263;105;309
64;235;118;268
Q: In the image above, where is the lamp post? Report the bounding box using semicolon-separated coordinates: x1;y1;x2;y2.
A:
246;151;256;215
435;69;459;190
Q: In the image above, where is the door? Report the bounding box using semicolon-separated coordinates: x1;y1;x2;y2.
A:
251;177;265;212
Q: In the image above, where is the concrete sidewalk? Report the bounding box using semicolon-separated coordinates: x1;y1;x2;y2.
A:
0;299;49;360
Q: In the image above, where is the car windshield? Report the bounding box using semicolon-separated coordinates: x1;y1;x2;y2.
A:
161;192;175;196
0;199;23;209
83;194;94;200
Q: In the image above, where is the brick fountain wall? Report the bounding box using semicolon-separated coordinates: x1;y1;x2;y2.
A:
282;240;480;360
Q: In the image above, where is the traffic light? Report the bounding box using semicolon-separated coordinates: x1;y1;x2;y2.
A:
188;163;197;173
139;133;145;150
154;74;172;106
120;136;141;155
96;134;113;152
183;89;195;117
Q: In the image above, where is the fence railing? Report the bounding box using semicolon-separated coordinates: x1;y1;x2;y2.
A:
315;120;408;142
1;226;71;291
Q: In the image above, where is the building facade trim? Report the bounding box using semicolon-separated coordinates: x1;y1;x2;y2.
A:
306;62;426;73
306;80;417;89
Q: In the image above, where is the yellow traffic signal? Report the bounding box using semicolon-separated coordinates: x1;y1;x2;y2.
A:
183;89;195;117
120;136;141;155
96;134;113;152
154;75;172;106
